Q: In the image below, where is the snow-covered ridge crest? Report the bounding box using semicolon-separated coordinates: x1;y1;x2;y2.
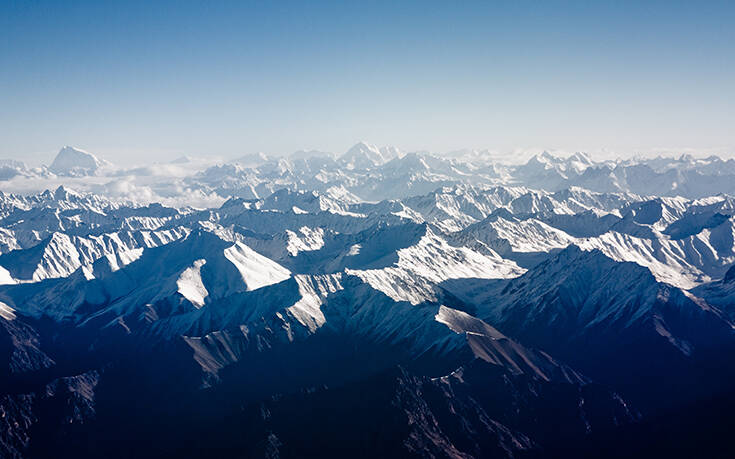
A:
347;225;523;304
223;240;291;291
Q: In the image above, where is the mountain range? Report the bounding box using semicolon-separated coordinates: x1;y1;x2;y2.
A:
0;145;733;457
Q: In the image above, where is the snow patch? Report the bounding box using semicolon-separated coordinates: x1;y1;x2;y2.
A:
223;241;291;290
0;301;16;320
176;259;209;308
287;274;344;332
286;227;325;256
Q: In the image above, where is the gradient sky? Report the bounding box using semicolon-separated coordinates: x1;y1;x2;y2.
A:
1;0;734;165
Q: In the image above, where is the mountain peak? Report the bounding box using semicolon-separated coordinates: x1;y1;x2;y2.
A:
341;142;402;169
50;146;109;176
53;185;80;200
531;151;556;163
343;141;380;156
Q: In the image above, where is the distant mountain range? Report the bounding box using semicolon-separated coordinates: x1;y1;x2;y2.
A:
2;144;735;204
0;145;733;457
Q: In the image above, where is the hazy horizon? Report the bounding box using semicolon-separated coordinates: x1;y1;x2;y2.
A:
11;142;735;169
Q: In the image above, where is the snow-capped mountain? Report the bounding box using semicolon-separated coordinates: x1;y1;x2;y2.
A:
339;141;402;169
3;144;735;206
0;144;734;457
49;146;111;176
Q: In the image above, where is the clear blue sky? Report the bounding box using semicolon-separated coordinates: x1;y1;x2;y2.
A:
1;0;733;164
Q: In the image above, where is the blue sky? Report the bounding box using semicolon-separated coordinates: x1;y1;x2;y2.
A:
1;0;733;164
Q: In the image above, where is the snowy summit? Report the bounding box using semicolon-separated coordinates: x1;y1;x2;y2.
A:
49;146;110;176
